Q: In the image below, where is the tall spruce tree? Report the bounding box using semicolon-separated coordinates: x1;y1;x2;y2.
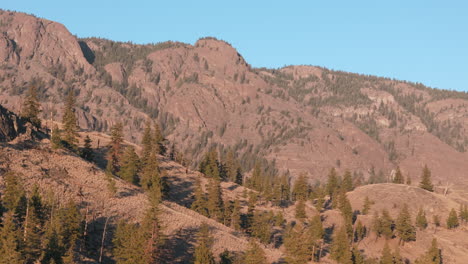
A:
284;224;310;264
62;90;79;149
51;125;63;149
342;170;354;192
419;165;434;192
206;178;224;221
194;223;215;264
295;199;306;220
21;84;42;127
119;146;140;184
416;208;428;230
447;208;459;229
380;242;393;264
396;204;415;242
244;239;267;264
330;226;353;264
230;199;242;230
0;213;22;264
113;220;147;264
292;173;308;201
362;196;373;215
380;209;394;239
327;168;339;198
107;122;124;175
191;178;208;217
415;238;442;264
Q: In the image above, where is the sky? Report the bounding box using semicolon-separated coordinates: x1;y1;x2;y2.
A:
3;0;467;91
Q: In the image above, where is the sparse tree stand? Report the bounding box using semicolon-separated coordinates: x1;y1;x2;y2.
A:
419;165;434;192
415;238;442;264
21;84;42;127
62;90;79;150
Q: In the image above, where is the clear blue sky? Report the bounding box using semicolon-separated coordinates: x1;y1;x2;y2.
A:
3;0;467;91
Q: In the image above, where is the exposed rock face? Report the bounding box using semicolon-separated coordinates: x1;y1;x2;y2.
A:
0;104;25;141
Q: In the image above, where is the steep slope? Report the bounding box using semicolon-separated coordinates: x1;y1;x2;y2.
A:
1;10;468;188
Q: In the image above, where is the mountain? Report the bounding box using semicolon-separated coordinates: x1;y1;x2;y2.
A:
1;10;468;188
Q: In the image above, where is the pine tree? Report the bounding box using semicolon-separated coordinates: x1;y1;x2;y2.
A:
119;146;140;184
415;238;442;264
244;239;267;264
141;204;164;263
380;209;394;239
80;135;94;161
433;214;441;228
251;211;271;244
21;84;42;127
107;122;124;175
419;165;434;192
396;204;415;242
249;161;262;190
206;178;224;221
406;175;412;185
326;168;339;198
105;161;117;195
447;208;459;229
354;220;366;242
42;224;63;264
307;215;324;261
225;150;242;184
274;211;285;227
113;220;146;264
330;226;353;264
284;224;310;264
3;172;25;212
393;167;404;184
140;151;161;192
352;246;365;264
51;125;63;149
194;223;215;264
342;170;354;192
295;199;306;220
23;205;42;263
0;213;22;264
394;247;404;264
153;122;166;155
62;90;79;149
292;173;308;201
362;196;373;215
191;178;208;216
380;242;393;264
416;208;428;230
230;199;242;230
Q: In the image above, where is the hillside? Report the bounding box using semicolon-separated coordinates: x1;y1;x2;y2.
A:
0;10;467;188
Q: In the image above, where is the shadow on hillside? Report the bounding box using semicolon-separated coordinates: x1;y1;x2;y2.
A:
163;227;198;263
164;172;195;207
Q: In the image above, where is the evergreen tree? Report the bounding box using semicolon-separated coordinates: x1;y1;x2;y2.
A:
362;196;373;215
447;208;459;229
194;223;215;264
105;161;117;195
140;151;161;193
249;161;262;190
396;204;415;242
274;211;285;227
251;211;271;244
113;220;146;264
206;178;224;221
284;224;310;264
419;165;434;192
380;242;393;264
62;90;79;149
352;246;366;264
415;238;442;264
141;204;164;263
51;125;63;149
219;249;234;264
342;170;354;192
380;209;394;239
153;122;166;155
393;167;404;184
292;173;308;201
191;178;209;217
244;239;267;264
416;208;428;230
225;150;242;184
107;122;124;175
119;146;140;184
295;199;306;220
394;247;404;264
230;199;242;230
330;226;353;264
21;84;42;127
406;175;412;185
3;172;25;212
0;213;22;264
354;220;366;242
42;224;63;264
80;135;94;161
23;202;43;263
307;215;324;261
326;168;339;198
